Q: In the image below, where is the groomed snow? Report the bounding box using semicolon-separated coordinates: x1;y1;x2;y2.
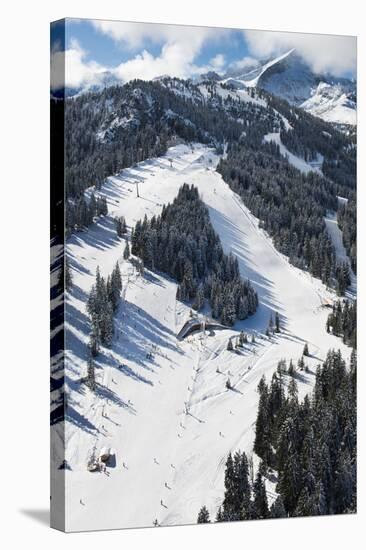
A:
263;132;322;174
62;143;352;532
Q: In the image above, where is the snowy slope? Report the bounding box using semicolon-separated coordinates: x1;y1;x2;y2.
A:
222;50;294;89
263;132;323;174
62;144;352;531
222;49;356;127
301;82;357;125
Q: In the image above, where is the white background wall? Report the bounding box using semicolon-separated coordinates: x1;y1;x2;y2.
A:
0;0;364;548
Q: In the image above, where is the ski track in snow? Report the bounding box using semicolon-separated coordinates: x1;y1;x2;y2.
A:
62;143;353;531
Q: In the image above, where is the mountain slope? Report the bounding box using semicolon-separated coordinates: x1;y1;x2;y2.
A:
221;50;356;126
300;82;356;125
60;143;353;531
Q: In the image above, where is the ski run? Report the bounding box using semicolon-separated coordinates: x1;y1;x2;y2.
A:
60;143;353;531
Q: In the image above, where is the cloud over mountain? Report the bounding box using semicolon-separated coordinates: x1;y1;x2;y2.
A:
243;29;356;77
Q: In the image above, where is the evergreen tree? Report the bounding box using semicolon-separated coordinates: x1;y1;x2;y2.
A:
123;240;130;260
275;311;280;333
288;360;295;376
131;184;257;325
216;507;224;522
297;356;305;371
270;495;287;518
268;314;274;334
253;471;269;519
197;505;210;523
89;329;100;358
254;377;272;468
65;258;72;289
86;356;96;391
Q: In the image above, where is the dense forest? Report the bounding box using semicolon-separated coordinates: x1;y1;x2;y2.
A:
327;300;357;348
266;94;356;192
85;263;122;388
66;193;108;237
337;199;357;273
64;79;280;201
63;79;283;232
217;142;339;285
198;349;356;522
62;76;356;291
131;184;258;325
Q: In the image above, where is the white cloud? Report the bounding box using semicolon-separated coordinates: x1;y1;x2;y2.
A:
243;30;356;76
92;20;224;51
92;21;230;80
210;53;226;71
114;44;226;82
55;22;233;88
51;39;107;89
229;56;259;72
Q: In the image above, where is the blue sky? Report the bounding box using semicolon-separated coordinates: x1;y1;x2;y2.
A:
63;19;250;67
51;18;356;89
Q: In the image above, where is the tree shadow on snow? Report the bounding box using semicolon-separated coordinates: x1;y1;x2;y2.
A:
95;382;137;415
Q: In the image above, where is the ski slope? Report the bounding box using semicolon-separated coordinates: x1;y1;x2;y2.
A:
264;132;323;174
62;143;352;531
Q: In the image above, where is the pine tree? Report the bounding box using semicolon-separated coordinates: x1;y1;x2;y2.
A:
65;258;72;289
216;507;224;522
277;450;301;515
227;339;233;351
123;240;130;260
222;452;237;521
197;505;210;523
298;356;305;371
86;356;96;391
275;311;280;333
89;329;100;358
254;377;272;468
268;314;274;334
288;359;295;376
253;471;269;519
192;284;205;311
288;378;298;403
270;495;287;518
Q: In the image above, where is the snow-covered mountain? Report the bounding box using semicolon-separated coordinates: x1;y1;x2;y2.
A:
221;49;356;127
59;47;356;127
51;59;356;529
300;82;356;125
57;143;354;531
